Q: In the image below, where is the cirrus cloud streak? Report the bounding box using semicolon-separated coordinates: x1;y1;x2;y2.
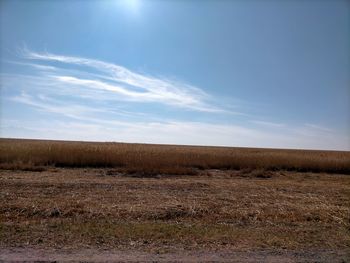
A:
20;48;225;112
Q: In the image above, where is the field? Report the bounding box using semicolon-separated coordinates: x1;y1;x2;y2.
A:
1;138;350;261
1;138;350;174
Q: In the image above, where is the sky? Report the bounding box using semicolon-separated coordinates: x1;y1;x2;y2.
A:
0;0;349;150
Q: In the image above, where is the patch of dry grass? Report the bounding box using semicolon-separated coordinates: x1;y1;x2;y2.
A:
1;168;349;250
2;220;346;250
1;138;349;174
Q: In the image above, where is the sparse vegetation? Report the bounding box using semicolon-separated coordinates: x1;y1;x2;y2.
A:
0;168;349;251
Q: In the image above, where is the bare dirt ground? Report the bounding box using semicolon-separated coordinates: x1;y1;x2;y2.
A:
1;168;349;262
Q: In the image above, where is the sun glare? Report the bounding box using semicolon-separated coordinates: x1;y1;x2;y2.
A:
123;0;140;13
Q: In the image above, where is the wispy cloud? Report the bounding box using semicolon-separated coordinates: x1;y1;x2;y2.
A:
10;92;106;120
249;120;286;128
2;116;349;150
1;47;348;150
18;48;225;112
303;123;333;133
5;95;349;150
6;91;349;151
3;60;57;71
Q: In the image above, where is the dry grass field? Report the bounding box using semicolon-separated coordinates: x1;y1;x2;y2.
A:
0;138;350;261
1;138;349;174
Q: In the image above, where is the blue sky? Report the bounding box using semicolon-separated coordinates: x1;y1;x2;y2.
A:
0;0;349;150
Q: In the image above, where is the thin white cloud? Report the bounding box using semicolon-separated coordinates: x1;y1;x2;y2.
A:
11;92;105;119
3;60;57;71
250;120;286;128
4;74;349;150
9;92;161;129
303;123;333;133
18;48;225;112
2;117;349;150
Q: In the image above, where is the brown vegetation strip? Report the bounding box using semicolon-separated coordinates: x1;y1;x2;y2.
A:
1;138;350;174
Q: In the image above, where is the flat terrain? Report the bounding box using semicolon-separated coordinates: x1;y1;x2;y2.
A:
1;139;349;261
1;167;349;261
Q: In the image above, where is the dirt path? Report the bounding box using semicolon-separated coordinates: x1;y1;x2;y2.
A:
1;248;349;262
